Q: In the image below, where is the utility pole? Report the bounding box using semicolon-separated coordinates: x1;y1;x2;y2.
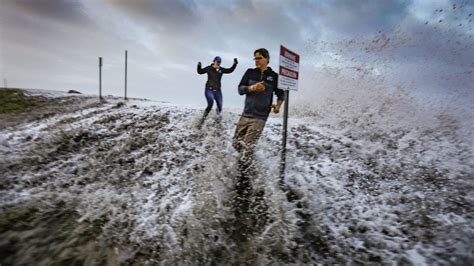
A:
124;50;128;100
99;57;103;100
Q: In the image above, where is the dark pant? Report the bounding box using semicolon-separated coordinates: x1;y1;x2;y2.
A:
205;88;223;113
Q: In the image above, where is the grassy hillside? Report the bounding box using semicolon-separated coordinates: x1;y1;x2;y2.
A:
0;88;38;113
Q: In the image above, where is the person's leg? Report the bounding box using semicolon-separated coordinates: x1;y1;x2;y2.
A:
215;90;223;113
234;118;265;217
241;118;266;159
204;88;214;113
233;117;253;218
232;116;250;152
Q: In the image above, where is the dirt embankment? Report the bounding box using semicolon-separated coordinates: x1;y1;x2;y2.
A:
0;88;101;130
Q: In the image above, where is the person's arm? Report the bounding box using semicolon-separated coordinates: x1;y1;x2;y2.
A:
197;62;208;74
238;69;251;95
272;74;284;113
222;58;238;74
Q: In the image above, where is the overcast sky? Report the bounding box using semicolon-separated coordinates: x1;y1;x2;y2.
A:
1;0;473;108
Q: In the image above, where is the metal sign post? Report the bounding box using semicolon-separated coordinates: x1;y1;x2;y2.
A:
124;50;128;100
277;45;300;186
280;89;290;185
99;57;103;100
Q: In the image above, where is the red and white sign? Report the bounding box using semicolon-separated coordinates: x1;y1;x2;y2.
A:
278;45;299;91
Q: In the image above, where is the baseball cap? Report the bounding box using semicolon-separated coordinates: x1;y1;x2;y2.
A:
214;56;222;63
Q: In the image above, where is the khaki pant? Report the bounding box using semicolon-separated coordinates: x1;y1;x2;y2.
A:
232;116;266;156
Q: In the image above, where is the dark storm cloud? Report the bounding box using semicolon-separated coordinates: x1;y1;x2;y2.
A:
302;0;473;95
316;0;412;35
1;0;472;106
106;0;199;31
187;0;323;60
2;0;91;25
0;0;148;96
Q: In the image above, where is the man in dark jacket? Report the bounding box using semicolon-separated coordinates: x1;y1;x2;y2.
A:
197;56;238;114
232;48;284;158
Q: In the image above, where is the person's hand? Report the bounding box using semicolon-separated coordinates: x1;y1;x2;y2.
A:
249;81;265;92
250;81;265;92
272;102;282;113
234;58;238;64
198;61;202;67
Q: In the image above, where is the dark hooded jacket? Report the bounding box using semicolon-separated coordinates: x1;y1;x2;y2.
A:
238;67;284;121
197;63;237;90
